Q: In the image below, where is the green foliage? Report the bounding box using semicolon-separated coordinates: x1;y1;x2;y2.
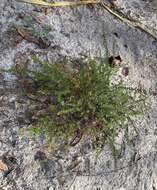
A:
12;57;147;152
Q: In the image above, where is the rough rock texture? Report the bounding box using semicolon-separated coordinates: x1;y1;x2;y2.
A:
0;0;157;190
114;0;157;35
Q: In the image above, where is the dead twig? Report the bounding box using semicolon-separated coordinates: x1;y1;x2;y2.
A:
16;0;99;7
100;2;157;41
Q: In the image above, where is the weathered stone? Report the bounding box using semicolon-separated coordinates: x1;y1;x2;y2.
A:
0;0;157;190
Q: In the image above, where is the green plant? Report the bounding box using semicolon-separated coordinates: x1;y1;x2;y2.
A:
11;57;147;152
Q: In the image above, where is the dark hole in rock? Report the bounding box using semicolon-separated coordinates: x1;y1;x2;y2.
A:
122;67;129;76
124;44;128;48
113;32;119;38
34;150;47;161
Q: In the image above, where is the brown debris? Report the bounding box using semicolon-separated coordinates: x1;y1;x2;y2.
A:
14;52;28;68
67;159;82;171
0;160;8;171
16;27;50;49
70;129;83;146
108;55;122;67
17;27;39;44
4;28;23;47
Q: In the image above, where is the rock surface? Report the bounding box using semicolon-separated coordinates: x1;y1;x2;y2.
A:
0;0;157;190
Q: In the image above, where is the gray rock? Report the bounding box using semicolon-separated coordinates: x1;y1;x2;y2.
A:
0;0;157;190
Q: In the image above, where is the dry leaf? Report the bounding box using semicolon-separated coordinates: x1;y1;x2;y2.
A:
67;159;82;170
0;160;8;171
17;28;39;44
70;129;83;146
16;0;99;7
17;28;49;48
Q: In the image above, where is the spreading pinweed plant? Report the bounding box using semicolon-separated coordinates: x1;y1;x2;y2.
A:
11;57;147;152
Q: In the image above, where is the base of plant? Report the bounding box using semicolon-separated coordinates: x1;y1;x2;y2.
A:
10;56;147;153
